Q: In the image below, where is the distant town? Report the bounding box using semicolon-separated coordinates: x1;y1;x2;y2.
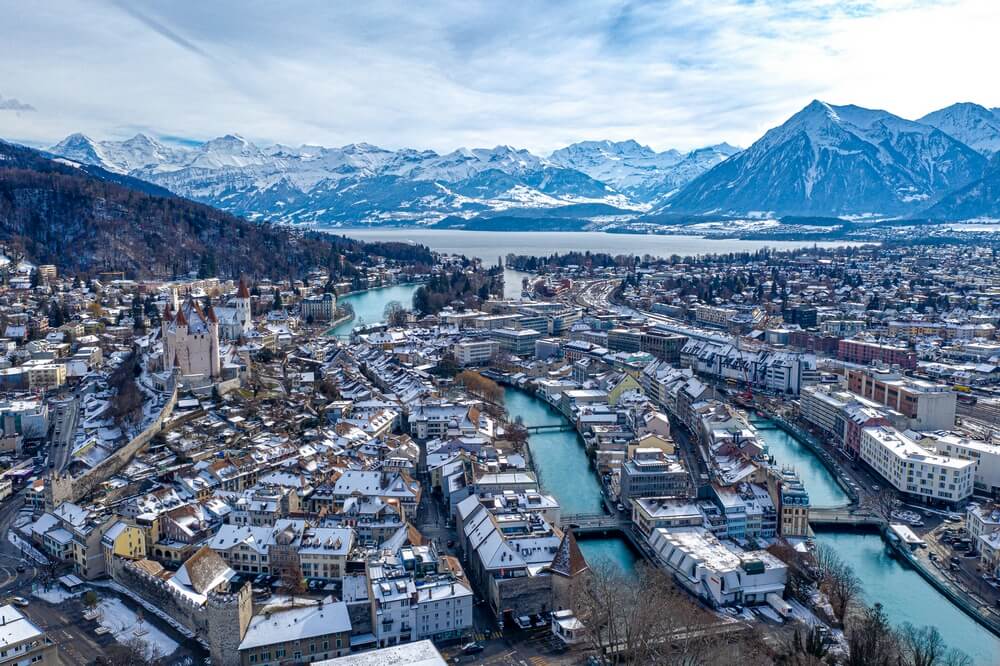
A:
0;240;998;665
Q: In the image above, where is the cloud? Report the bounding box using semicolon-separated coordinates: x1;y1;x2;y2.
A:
0;0;997;153
0;93;35;112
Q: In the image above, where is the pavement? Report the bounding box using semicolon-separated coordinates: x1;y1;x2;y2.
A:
914;517;1000;624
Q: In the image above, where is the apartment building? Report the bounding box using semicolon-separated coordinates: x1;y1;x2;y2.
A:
0;604;57;666
490;328;541;357
860;426;975;505
847;366;956;431
838;339;917;370
619;448;689;500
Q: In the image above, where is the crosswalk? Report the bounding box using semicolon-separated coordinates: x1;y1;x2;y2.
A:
471;629;504;642
529;656;550;666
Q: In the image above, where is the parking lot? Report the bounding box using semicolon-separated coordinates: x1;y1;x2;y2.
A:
916;516;1000;621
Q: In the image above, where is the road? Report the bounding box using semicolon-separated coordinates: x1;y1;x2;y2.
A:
49;397;79;472
0;491;41;594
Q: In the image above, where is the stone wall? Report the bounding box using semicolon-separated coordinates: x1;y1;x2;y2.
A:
48;378;178;506
109;556;249;666
495;574;553;618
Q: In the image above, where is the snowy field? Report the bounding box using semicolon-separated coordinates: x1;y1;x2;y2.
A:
96;597;179;659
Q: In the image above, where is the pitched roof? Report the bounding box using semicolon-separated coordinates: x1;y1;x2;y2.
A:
549;529;588;578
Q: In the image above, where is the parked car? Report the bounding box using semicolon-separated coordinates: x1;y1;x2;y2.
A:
462;643;484;655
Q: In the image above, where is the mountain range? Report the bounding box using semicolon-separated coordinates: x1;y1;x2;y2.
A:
0;140;431;278
44;101;1000;224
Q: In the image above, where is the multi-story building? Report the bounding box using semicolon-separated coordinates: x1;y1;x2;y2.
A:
300;292;337;323
619;448;688;501
915;432;1000;499
630;498;704;538
490;328;541;357
647;528;787;607
453;339;498;367
847;366;956;431
860;426;975;505
0;604;57;665
238;598;351;665
695;305;738;328
838;339;917;370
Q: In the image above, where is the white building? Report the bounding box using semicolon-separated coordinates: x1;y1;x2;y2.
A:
413;577;474;643
860;426;976;505
0;604;56;665
647;528;787;607
453;339;498;367
301;292;337;323
915;432;1000;499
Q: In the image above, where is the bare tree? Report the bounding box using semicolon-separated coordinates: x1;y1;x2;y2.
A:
898;623;972;666
570;559;734;665
847;603;898;666
814;543;861;622
278;561;307;598
383;300;408;327
103;636;163;666
864;486;899;524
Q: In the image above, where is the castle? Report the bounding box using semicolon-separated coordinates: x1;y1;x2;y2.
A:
162;295;222;380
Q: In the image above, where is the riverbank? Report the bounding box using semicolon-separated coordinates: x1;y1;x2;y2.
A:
502;386;638;573
758;412;1000;661
325;282;422;337
750;412;859;506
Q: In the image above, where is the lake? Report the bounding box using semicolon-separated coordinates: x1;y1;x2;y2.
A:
333;228;868;261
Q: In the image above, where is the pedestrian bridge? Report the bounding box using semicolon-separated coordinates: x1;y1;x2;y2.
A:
560;513;626;534
808;507;883;528
525;423;575;433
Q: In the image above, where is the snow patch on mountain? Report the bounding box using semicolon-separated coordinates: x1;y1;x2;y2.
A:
918;102;1000;156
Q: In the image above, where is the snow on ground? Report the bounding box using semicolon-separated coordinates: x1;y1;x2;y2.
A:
787;599;823;627
97;597;179;659
91;580;199;641
756;606;784;623
32;586;80;604
8;532;48;564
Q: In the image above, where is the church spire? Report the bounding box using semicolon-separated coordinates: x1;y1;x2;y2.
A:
237;277;250;299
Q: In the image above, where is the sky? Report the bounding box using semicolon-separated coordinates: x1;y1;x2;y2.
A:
1;0;998;154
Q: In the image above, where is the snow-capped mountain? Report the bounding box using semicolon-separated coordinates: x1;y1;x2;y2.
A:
662;100;988;217
918;103;1000;156
46;100;1000;226
548;140;739;200
922;155;1000;220
48;134;650;224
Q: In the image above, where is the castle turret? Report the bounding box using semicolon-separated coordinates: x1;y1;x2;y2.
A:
235;277;252;335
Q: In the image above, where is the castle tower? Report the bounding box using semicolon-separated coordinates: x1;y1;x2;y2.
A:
235;277;252;335
206;582;252;666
